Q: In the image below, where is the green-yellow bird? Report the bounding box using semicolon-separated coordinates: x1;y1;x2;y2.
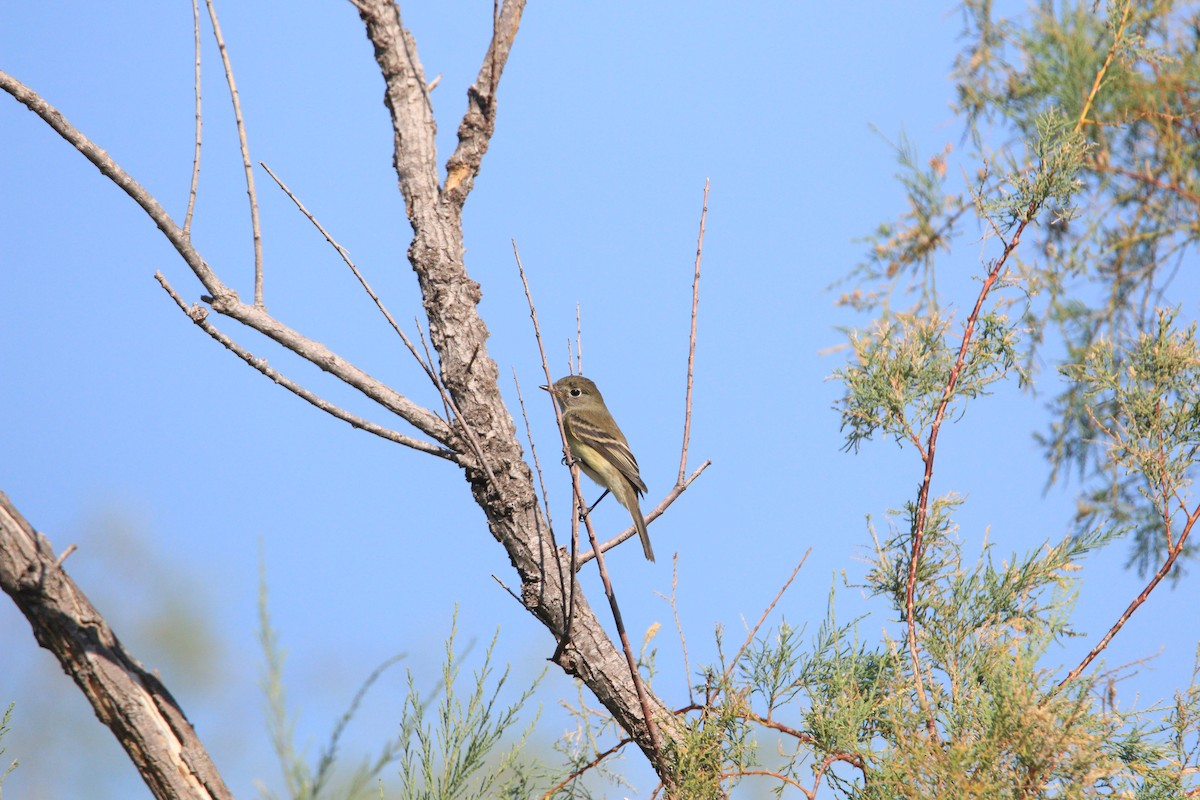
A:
542;375;654;561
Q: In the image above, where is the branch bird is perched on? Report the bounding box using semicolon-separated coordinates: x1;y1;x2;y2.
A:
542;375;654;561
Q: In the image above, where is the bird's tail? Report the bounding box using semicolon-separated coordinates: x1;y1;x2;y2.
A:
630;498;654;562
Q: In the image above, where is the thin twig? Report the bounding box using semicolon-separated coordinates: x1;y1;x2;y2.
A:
54;543;78;568
490;573;522;605
514;242;577;642
1075;0;1132;134
1;68;456;445
408;316;501;491
906;9;1136;732
203;0;263;305
721;769;808;795
512;367;569;623
1056;503;1199;690
580;487;663;759
155;271;452;458
184;0;202;236
513;241;662;762
575;303;583;375
906;211;1033;741
746;712;817;746
414;318;454;424
513;368;556;537
712;552;809;702
0;69;224;295
679;179;707;483
258;161;439;384
575;460;712;568
538;737;633;800
668;554;693;705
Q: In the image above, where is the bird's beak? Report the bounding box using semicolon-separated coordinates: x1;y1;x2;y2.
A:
539;384;554;395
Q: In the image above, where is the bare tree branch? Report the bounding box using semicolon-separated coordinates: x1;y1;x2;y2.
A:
3;0;700;783
352;0;683;774
184;0;203;236
0;491;233;800
203;0;264;306
156;271;453;457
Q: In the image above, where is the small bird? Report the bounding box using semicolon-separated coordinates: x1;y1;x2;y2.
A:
542;375;654;561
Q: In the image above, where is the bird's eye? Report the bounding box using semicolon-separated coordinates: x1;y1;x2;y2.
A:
569;388;582;397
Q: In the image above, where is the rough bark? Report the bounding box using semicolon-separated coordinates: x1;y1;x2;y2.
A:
356;0;682;772
0;492;233;800
1;1;685;791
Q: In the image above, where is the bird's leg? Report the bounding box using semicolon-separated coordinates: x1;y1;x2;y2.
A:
578;489;611;522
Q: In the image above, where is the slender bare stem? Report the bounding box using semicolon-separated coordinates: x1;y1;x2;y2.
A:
538;737;633;800
514;241;662;763
184;0;203;236
679;179;708;482
667;554;694;705
906;212;1033;741
512;367;570;623
514;242;579;642
513;368;556;537
258;162;437;381
708;553;809;704
575;477;663;761
575;460;711;568
203;0;263;305
1057;502;1199;690
576;303;583;375
156;272;451;457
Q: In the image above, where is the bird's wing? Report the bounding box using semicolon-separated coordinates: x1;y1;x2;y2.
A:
565;412;648;495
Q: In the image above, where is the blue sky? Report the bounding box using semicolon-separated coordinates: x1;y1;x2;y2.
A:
2;2;1198;798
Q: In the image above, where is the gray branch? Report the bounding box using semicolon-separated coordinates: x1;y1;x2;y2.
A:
0;492;234;800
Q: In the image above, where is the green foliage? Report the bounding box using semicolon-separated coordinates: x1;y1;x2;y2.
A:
841;0;1200;573
634;3;1200;798
667;512;1200;797
667;689;752;800
257;551;544;800
1059;311;1200;576
253;4;1200;797
0;703;17;798
837;310;1020;454
952;0;1200;570
552;680;634;800
395;625;543;800
835;132;966;317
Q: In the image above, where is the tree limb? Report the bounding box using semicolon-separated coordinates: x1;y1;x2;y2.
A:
0;491;233;800
354;0;683;771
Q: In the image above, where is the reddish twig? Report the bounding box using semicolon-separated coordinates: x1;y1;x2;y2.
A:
1057;502;1199;690
537;737;633;800
906;3;1135;734
706;553;809;706
722;769;808;795
906;209;1035;739
744;712;816;746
